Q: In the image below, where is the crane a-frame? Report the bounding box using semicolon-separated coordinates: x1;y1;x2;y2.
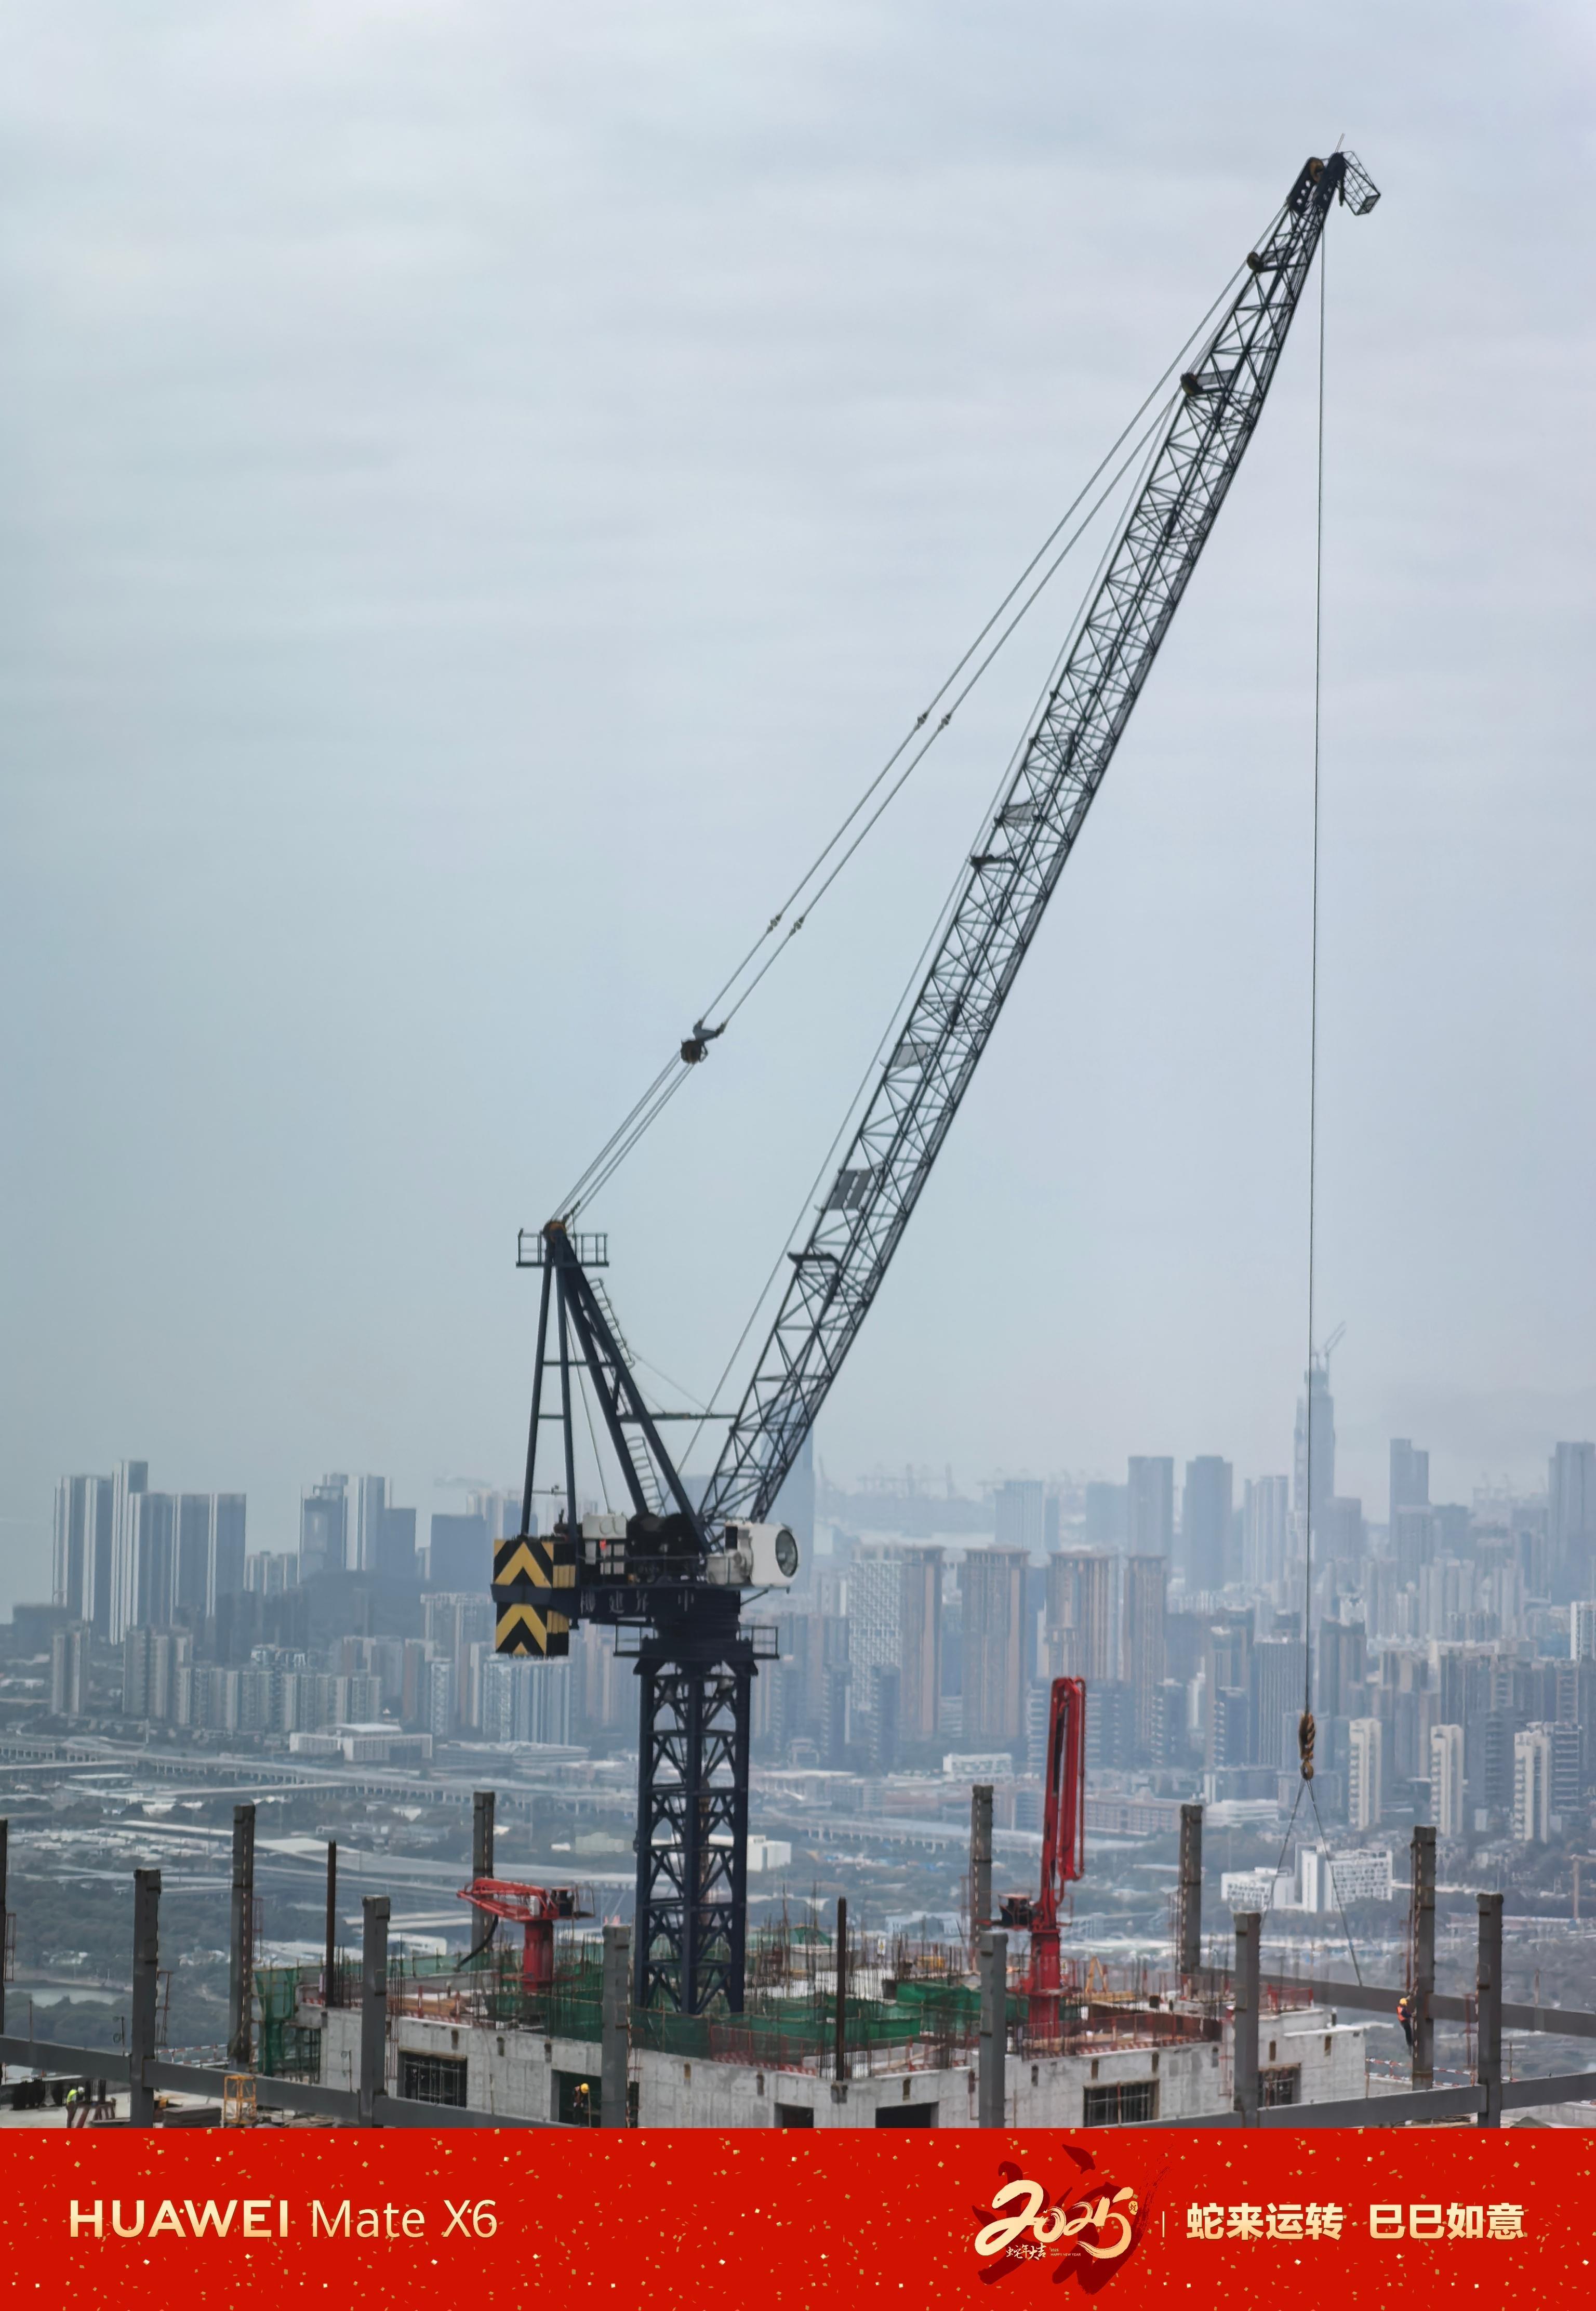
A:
493;150;1379;2016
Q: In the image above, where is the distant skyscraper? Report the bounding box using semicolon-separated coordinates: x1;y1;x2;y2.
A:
1243;1477;1292;1589
300;1475;348;1584
355;1476;390;1574
1293;1362;1336;1533
898;1546;943;1742
1083;1484;1127;1549
1249;1638;1306;1769
1120;1556;1167;1760
428;1512;490;1592
1348;1717;1383;1830
849;1548;906;1704
1550;1444;1596;1590
212;1496;247;1605
1572;1601;1596;1663
1430;1722;1465;1838
50;1624;90;1717
1393;1506;1435;1589
124;1492;177;1632
1181;1459;1232;1591
774;1432;816;1554
108;1460;149;1644
1389;1440;1429;1537
1512;1725;1552;1843
175;1494;214;1621
961;1547;1027;1747
994;1481;1046;1556
1126;1459;1174;1559
1046;1552;1115;1683
53;1476;115;1636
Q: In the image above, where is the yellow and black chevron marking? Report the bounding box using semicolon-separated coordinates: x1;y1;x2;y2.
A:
493;1533;576;1656
493;1534;576;1590
494;1598;569;1658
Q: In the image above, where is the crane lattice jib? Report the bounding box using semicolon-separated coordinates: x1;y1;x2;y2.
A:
701;151;1377;1528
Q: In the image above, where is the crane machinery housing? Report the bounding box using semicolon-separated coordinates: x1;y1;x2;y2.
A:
491;149;1379;2018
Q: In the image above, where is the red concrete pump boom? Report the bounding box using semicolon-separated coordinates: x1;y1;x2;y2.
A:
458;1877;592;1993
999;1677;1085;2040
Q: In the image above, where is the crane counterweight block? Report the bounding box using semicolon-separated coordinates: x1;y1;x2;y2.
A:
493;1533;576;1657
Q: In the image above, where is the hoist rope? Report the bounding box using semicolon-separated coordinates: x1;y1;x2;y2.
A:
551;251;1269;1222
1301;218;1328;1744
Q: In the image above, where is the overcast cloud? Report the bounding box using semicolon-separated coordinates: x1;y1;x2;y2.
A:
2;2;1593;1601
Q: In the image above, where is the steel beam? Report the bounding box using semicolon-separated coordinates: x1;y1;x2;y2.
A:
324;1840;338;2009
0;1815;7;2039
834;1896;849;2083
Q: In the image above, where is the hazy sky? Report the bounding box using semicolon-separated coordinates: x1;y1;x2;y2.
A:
3;3;1593;1606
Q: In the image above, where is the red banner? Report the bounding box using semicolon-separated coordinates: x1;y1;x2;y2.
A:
4;2127;1591;2306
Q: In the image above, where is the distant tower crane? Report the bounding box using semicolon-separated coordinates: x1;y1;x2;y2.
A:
493;151;1379;2016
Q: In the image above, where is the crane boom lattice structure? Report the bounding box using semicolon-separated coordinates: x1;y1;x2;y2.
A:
496;150;1378;2020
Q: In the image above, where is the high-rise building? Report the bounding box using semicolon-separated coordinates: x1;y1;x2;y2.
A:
869;1664;901;1773
1512;1724;1552;1843
1572;1601;1596;1663
1181;1459;1232;1591
354;1478;418;1579
53;1476;115;1635
898;1546;943;1742
469;1490;529;1545
1389;1440;1429;1537
961;1547;1027;1747
425;1657;457;1740
1250;1639;1306;1769
175;1494;214;1622
1429;1722;1465;1838
849;1548;906;1705
300;1476;348;1584
212;1495;247;1605
123;1625;192;1722
774;1432;816;1557
1315;1616;1365;1721
1294;1361;1336;1534
50;1624;90;1717
355;1477;390;1574
1083;1484;1127;1549
108;1460;149;1644
994;1481;1046;1556
1243;1476;1292;1590
1348;1717;1383;1830
428;1513;489;1592
1127;1459;1174;1559
1204;1616;1253;1769
1550;1444;1596;1591
1120;1555;1167;1760
1045;1552;1115;1683
123;1493;177;1633
1394;1506;1434;1589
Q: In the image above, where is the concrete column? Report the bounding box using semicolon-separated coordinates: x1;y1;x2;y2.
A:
1410;1825;1435;2090
601;1923;630;2129
0;1816;8;2038
324;1841;339;2010
1177;1803;1203;1982
970;1785;993;1946
1475;1891;1502;2129
128;1868;162;2129
978;1929;1008;2129
228;1802;256;2068
1232;1912;1260;2125
472;1789;496;1954
359;1895;390;2127
833;1897;848;2083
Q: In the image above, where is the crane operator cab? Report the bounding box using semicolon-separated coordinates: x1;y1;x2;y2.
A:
705;1520;801;1588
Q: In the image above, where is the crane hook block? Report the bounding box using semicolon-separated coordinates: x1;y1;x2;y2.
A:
1298;1708;1317;1782
681;1018;726;1065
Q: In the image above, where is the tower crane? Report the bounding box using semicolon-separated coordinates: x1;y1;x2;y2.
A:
493;151;1379;2016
